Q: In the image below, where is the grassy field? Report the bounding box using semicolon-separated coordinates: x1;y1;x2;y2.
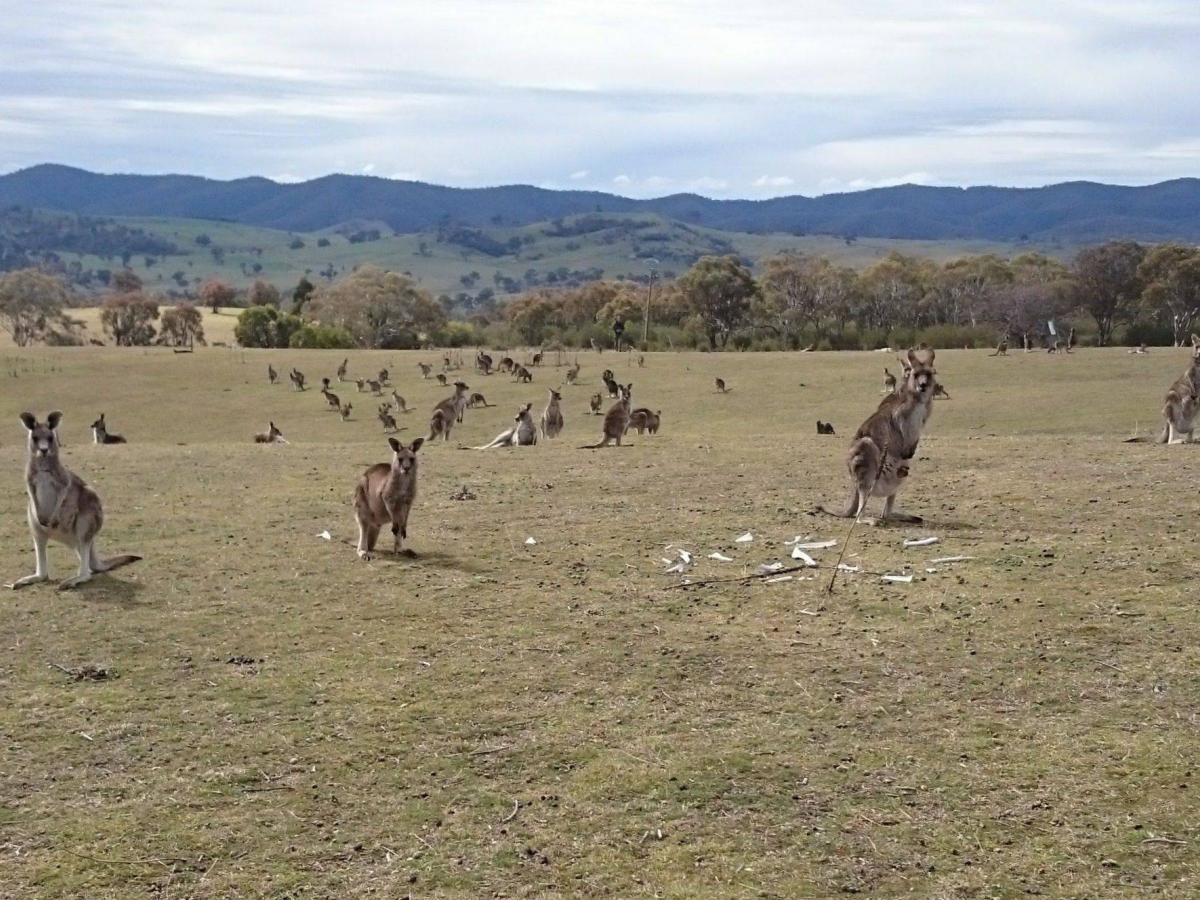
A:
0;345;1197;898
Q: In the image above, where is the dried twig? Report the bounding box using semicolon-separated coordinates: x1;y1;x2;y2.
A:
1141;836;1186;846
501;800;520;823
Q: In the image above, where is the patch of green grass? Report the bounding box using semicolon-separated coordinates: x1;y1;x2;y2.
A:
0;346;1197;897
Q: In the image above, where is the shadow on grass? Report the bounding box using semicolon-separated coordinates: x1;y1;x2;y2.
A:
364;548;484;575
70;575;149;607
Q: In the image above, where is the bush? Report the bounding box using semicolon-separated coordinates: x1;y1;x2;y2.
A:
235;306;303;348
289;323;354;349
1122;320;1174;347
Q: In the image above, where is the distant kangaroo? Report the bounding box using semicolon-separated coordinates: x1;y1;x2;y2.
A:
378;368;390;386
816;420;836;435
541;388;564;439
339;401;353;421
378;405;399;433
355;378;367;393
498;356;515;374
627;407;660;435
531;350;544;366
367;379;382;395
565;359;581;385
818;348;938;524
289;368;307;391
581;384;632;448
882;368;897;394
418;362;432;379
467;392;491;409
254;421;287;444
337;358;349;381
353;436;424;560
7;411;141;590
514;365;533;383
390;390;410;413
989;339;1008;357
589;393;603;415
601;369;618;398
436;372;448;386
321;378;341;411
476;351;494;374
90;413;126;445
267;364;278;384
714;377;729;393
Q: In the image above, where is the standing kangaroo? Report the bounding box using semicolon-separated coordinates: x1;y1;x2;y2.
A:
91;413;127;444
289;368;307;391
714;377;729;393
353;437;424;560
589;393;603;415
541;388;564;439
321;378;341;411
581;384;632;448
391;390;410;414
378;405;399;433
818;348;939;524
882;368;897;394
1156;334;1200;443
337;358;349;381
989;339;1008;357
268;364;278;384
565;359;581;385
7;412;141;590
428;381;470;440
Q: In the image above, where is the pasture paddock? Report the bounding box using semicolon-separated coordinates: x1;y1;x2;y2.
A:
0;346;1197;897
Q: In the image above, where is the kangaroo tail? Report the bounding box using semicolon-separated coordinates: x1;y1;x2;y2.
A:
93;554;142;573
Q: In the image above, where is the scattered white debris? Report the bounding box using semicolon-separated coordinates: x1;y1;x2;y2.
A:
925;567;938;574
788;538;838;550
790;546;818;566
665;548;694;574
837;563;861;573
525;537;537;546
665;562;689;574
676;549;693;564
708;552;734;562
930;555;975;564
757;562;786;574
765;575;794;584
882;574;914;583
317;530;332;541
735;532;754;543
903;536;939;548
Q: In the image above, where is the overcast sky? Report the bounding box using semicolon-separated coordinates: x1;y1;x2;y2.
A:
2;1;1198;197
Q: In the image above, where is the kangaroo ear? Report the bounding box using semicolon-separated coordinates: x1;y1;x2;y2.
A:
19;412;36;431
906;348;919;367
387;437;401;453
46;411;63;430
409;437;424;453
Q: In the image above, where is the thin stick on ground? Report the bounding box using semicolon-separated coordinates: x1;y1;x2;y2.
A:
827;440;890;594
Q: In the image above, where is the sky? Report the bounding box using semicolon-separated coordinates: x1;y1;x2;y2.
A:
1;0;1198;197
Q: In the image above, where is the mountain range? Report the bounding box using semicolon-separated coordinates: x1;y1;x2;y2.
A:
3;164;1200;242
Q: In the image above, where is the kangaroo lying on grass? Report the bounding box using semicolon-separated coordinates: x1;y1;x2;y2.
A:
474;403;538;448
254;421;287;443
91;413;126;444
8;412;141;590
353;437;423;560
819;348;939;524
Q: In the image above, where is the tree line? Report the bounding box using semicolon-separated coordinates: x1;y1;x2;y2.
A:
1;241;1197;350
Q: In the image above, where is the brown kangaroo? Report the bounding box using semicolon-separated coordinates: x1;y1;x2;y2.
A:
353;437;424;560
90;413;126;444
254;421;286;443
581;384;632;448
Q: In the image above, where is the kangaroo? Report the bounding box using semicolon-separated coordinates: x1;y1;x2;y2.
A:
818;347;938;524
355;378;367;393
429;382;470;439
475;403;538;449
601;369;619;398
565;359;581;385
989;338;1008;357
498;356;515;374
581;384;632;448
321;378;341;411
637;354;645;368
627;407;660;435
90;413;126;445
378;368;390;386
1129;344;1149;355
934;383;951;400
476;351;494;374
289;368;307;391
353;437;424;560
467;392;491;409
7;412;141;590
541;388;564;439
254;421;287;444
378;405;399;433
816;420;836;435
337;358;349;381
590;338;603;354
882;368;897;394
418;362;432;379
340;402;353;421
442;354;452;372
367;379;382;395
268;364;278;384
589;393;603;415
514;365;533;383
436;372;448;386
714;377;729;393
391;390;410;414
1155;334;1200;443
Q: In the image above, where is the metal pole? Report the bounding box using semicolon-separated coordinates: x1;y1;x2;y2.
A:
642;265;657;346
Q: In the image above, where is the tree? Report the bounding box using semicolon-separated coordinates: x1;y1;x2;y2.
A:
247;279;281;308
307;266;447;348
677;256;758;349
857;253;934;332
159;302;206;347
0;268;77;346
234;306;303;348
989;253;1071;349
1137;244;1200;346
932;255;1012;326
289;323;355;349
199;279;237;314
292;276;316;314
101;293;159;346
111;269;143;294
756;254;855;343
1070;241;1145;346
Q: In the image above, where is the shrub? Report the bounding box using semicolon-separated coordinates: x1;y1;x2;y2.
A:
288;323;354;349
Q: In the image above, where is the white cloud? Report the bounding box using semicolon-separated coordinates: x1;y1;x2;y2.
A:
752;175;794;189
612;174;631;185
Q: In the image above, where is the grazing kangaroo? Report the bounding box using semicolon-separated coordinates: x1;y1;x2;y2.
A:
989;338;1008;357
882;368;897;393
418;362;432;379
589;393;603;415
475;403;538;448
289;368;307;391
254;421;286;443
337;358;349;381
498;356;515;374
268;364;278;384
601;369;618;398
818;347;938;524
8;412;141;590
1154;334;1200;443
541;388;564;439
353;437;424;560
339;402;353;421
378;405;399;433
627;407;660;435
714;377;729;393
90;413;126;445
514;365;533;383
391;390;410;413
467;392;491;409
581;384;632;448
